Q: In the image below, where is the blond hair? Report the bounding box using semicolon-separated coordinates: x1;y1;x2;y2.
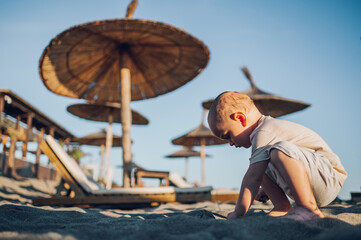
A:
208;91;256;124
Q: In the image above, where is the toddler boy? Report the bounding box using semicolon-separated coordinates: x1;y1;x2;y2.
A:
208;92;347;221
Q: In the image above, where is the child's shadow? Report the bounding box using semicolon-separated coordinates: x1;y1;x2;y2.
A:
246;208;269;217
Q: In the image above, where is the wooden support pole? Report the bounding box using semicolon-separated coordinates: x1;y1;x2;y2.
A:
6;134;17;177
6;128;23;179
202;108;207;124
15;116;20;129
49;127;55;137
47;127;55;166
64;138;70;154
0;94;4;171
0;94;4;128
121;66;132;188
22;112;34;160
119;48;133;188
99;144;105;180
6;117;22;179
104;112;113;184
185;157;189;181
200;138;206;186
34;128;45;178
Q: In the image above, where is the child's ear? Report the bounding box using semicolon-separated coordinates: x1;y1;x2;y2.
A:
230;112;247;127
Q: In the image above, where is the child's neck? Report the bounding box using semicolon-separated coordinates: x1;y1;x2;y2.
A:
248;112;263;133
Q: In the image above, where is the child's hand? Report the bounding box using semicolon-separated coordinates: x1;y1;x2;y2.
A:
227;211;242;220
255;188;269;203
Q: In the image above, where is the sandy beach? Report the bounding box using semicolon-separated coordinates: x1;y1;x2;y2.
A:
0;176;360;240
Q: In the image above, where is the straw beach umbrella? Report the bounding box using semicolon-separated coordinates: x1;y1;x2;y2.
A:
166;146;211;181
72;129;125;182
39;0;209;187
67;102;149;125
73;129;124;146
202;67;310;118
171;111;226;186
67;102;148;180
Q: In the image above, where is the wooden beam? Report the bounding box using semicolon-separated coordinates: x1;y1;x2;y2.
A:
64;138;70;154
5;135;16;177
0;94;5;115
39;140;86;197
211;192;238;203
176;191;212;203
200;138;206;186
34;128;45;178
6;119;23;179
32;193;176;207
6;133;23;179
15;115;20;129
49;127;55;137
135;170;170;187
104;112;113;185
22;112;34;159
99;144;105;180
32;190;212;207
120;62;132;188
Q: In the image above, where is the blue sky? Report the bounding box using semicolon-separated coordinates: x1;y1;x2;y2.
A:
1;0;360;200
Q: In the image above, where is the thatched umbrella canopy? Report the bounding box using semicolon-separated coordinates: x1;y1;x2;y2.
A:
171;111;226;186
67;102;148;180
72;129;125;147
166;146;211;180
171;123;226;146
67;102;149;125
202;67;310;118
38;0;209;187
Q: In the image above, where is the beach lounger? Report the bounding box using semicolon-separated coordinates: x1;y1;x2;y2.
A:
169;172;194;188
134;169;170;187
32;135;212;207
211;189;239;203
168;172;239;203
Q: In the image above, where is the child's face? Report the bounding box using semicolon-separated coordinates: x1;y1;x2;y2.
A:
210;113;252;149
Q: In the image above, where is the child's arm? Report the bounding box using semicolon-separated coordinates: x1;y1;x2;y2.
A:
227;160;269;219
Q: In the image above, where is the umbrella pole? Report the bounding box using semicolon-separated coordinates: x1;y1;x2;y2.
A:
120;65;132;188
105;114;113;184
99;144;105;180
200;138;206;186
185;157;189;181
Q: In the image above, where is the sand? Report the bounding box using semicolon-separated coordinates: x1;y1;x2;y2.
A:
0;176;360;240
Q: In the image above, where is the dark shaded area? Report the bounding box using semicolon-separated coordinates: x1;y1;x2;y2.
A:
0;203;360;240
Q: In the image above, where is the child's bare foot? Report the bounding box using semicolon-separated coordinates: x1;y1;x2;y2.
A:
269;209;291;217
268;205;293;217
281;206;324;221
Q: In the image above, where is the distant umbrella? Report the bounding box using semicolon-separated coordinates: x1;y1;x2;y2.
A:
171;123;226;146
171;110;226;186
72;129;125;147
67;102;149;125
166;146;211;180
72;129;128;181
166;146;211;158
39;1;209;187
202;67;310;118
67;102;147;181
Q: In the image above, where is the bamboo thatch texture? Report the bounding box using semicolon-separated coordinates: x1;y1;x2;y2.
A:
39;19;209;102
72;129;125;147
172;123;227;147
202;67;310;118
67;102;148;125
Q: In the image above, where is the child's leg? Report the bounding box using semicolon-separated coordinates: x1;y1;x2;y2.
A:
260;174;293;216
269;149;324;220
